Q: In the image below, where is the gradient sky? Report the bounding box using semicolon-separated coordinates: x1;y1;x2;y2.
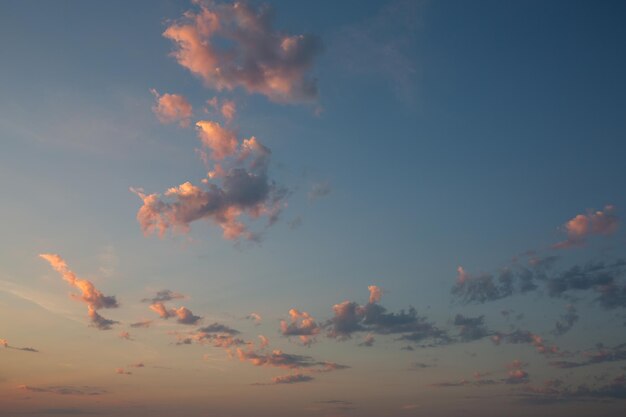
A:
1;1;626;416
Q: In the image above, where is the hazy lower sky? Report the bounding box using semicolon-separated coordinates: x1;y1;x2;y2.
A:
1;1;626;416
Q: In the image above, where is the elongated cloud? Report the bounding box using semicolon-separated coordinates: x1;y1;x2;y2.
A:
554;205;619;249
270;373;314;384
39;254;119;330
163;1;322;102
142;289;185;304
150;89;193;127
0;338;38;352
236;348;348;373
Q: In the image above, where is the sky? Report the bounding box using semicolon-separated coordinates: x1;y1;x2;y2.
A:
1;0;626;416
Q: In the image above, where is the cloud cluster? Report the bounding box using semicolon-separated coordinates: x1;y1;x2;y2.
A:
39;254;119;330
132;131;287;241
453;258;626;309
325;286;447;345
163;1;322;102
280;309;321;346
149;302;202;325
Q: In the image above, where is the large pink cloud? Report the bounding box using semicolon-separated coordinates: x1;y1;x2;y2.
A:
163;1;322;102
131;133;286;241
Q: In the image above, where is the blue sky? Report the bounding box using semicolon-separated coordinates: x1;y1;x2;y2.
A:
1;1;626;416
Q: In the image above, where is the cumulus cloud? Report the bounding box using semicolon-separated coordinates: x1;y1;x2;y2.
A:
195;120;239;160
131;131;287;241
554;205;619;249
39;254;119;330
280;309;321;346
163;1;322;102
453;314;491;342
325;286;447;345
149;302;201;325
88;305;119;330
150;89;193;127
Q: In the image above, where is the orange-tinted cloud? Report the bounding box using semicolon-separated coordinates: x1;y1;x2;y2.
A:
163;2;322;102
554;205;619;249
195;120;238;160
280;309;321;346
150;89;193;127
39;254;119;330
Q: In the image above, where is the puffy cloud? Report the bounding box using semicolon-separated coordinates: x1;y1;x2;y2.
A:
258;335;269;349
150;89;193;127
270;373;314;384
119;331;131;340
280;309;321;346
554;205;619;249
149;302;175;319
163;1;322;102
174;306;202;325
368;285;382;304
325;287;447;345
453;314;491;342
505;360;529;385
131;133;287;241
196;120;239;160
220;100;236;122
88;305;119;330
149;302;201;325
39;254;118;330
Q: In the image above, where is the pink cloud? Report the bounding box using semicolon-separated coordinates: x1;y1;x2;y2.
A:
150;89;193;127
39;254;119;330
368;285;382;304
163;1;322;102
280;308;321;346
195;120;238;160
554;205;619;249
